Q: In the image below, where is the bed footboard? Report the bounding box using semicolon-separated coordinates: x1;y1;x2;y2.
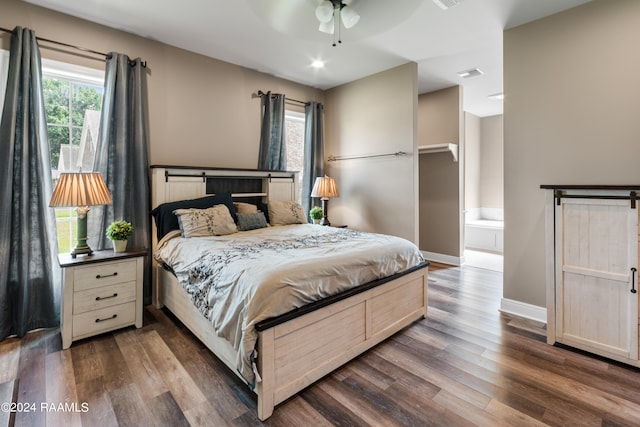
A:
255;265;428;420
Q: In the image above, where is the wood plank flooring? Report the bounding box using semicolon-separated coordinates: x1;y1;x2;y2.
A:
3;263;640;426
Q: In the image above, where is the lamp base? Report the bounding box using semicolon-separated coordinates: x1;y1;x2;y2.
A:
320;198;331;226
70;244;93;259
71;206;93;258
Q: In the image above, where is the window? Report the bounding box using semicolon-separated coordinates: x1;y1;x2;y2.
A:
284;110;305;202
0;50;9;120
43;59;104;253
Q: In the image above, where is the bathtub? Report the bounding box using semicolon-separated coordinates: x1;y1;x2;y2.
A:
465;209;503;253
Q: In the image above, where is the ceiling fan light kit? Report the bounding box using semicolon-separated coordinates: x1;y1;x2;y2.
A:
315;0;360;46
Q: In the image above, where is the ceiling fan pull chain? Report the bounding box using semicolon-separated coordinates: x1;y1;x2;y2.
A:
332;6;338;46
337;4;342;45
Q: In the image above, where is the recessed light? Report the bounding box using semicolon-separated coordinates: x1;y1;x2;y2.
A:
456;68;483;78
488;93;504;100
311;60;325;68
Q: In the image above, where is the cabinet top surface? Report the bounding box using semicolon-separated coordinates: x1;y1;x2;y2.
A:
541;185;640;190
58;249;147;268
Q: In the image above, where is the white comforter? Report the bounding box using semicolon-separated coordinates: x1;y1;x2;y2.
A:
154;224;424;384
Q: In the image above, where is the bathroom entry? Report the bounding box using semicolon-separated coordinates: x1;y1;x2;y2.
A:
463;113;503;271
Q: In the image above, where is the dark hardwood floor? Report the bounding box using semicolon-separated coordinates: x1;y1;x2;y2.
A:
3;263;640;426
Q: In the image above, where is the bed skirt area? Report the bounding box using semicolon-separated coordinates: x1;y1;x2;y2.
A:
153;261;429;420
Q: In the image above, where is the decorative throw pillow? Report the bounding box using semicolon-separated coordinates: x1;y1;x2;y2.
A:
237;212;268;231
173;205;237;237
268;200;308;225
234;202;259;214
150;192;236;240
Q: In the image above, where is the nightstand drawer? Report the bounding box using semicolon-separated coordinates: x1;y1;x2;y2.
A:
72;301;136;339
73;281;137;314
74;259;137;291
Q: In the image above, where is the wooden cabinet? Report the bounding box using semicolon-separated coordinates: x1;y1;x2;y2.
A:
59;250;145;349
543;186;640;365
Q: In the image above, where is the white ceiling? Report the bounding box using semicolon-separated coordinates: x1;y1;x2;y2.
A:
24;0;591;117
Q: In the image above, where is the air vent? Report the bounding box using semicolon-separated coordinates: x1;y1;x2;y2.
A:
456;68;483;79
432;0;465;10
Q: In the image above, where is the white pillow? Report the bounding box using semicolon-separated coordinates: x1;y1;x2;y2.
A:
268;200;308;225
173;205;237;237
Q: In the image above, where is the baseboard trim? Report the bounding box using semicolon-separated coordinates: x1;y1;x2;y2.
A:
421;251;464;266
500;298;547;324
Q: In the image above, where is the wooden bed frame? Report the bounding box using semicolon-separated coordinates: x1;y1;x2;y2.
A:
150;165;428;420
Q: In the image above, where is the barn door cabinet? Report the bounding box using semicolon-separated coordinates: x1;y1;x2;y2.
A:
542;185;640;366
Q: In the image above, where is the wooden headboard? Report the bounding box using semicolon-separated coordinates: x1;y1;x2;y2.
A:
150;165;298;251
151;165;298;206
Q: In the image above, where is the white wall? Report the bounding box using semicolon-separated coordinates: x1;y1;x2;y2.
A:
504;0;640;308
324;63;419;243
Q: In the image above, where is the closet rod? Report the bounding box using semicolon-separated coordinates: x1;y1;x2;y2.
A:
0;26;147;67
328;151;409;162
255;90;307;106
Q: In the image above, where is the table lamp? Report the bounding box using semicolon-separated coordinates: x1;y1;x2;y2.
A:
49;172;112;258
311;175;339;226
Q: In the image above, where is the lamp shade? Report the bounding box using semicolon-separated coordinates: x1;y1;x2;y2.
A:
49;172;112;207
318;19;335;34
315;0;334;23
311;176;339;199
341;6;360;29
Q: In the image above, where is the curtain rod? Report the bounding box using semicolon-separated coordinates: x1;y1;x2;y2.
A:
328;151;409;162
255;90;307;106
0;26;147;67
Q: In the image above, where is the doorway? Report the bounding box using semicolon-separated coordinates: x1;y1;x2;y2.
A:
463;113;503;272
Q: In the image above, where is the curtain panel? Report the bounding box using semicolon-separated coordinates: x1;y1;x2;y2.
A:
302;102;325;215
90;53;151;303
257;91;286;171
0;27;60;340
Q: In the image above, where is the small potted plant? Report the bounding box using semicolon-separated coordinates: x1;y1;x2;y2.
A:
309;206;323;225
106;220;133;253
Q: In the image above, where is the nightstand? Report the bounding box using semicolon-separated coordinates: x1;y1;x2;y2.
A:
58;249;146;349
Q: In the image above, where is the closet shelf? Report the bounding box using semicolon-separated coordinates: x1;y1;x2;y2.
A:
418;143;458;162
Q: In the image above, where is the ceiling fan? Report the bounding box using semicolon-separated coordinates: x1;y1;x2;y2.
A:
315;0;360;46
315;1;360;33
246;0;422;46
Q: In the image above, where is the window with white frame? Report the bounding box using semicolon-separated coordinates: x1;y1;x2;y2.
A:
0;50;9;120
284;110;305;202
42;59;105;253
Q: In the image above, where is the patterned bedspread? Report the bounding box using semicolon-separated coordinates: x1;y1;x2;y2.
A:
154;224;424;384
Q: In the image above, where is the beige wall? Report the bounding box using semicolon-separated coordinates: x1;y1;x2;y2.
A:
2;0;420;242
464;112;481;211
1;0;324;169
480;114;503;209
324;63;418;242
504;0;640;307
418;86;463;258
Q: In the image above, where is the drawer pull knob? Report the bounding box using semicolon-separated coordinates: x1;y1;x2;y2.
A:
96;272;118;279
95;314;117;323
632;268;637;294
96;293;118;301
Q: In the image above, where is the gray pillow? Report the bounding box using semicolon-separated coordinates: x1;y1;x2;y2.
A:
237;212;268;231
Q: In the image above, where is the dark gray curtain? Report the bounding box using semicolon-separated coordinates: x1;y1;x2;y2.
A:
258;91;286;170
89;53;151;302
0;27;60;340
302;102;325;215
